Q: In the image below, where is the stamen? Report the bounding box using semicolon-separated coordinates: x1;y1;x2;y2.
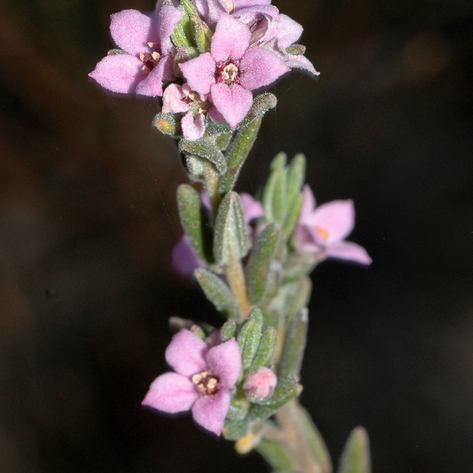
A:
315;226;330;241
222;0;235;13
151;52;160;61
141;65;150;74
147;42;157;48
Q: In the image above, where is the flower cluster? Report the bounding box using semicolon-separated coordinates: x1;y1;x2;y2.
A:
89;0;318;138
172;186;371;278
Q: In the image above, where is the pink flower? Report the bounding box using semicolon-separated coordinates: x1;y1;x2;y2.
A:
172;192;264;276
179;14;290;129
294;185;372;265
162;84;225;140
142;329;241;436
89;6;183;96
194;0;279;27
243;366;277;402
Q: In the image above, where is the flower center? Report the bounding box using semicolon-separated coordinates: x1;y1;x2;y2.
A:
139;42;161;75
314;226;329;241
192;371;220;395
216;60;240;86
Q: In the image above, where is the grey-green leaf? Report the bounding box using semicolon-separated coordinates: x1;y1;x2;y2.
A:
337;427;371;473
246;223;280;305
279;308;309;379
176;184;213;263
194;268;242;321
213;192;249;265
179;138;227;175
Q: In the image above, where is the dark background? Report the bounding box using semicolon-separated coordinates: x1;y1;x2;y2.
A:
1;0;472;472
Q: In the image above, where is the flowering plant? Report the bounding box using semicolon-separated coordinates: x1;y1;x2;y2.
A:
90;0;372;471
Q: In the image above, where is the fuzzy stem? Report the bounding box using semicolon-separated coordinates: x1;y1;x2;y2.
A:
225;256;251;319
260;399;324;473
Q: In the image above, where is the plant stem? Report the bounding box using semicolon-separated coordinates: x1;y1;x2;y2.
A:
225;256;251;319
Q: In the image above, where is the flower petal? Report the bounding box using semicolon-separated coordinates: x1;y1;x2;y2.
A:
311;200;355;243
324;241;372;265
240;47;290;90
158;5;184;55
135;56;171;97
210;83;253;129
110;10;158;56
162;84;190;114
89;55;145;94
265;13;303;49
180;53;216;95
192;389;230;435
298;185;316;225
210;14;251;62
165;329;208;376
206;338;241;388
233;0;272;7
182;112;206;141
285;54;319;78
172;235;205;276
142;372;198;413
240;193;264;221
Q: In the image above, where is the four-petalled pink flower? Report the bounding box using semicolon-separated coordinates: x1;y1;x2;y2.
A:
294;185;372;265
89;6;183;96
142;329;241;436
179;13;290;129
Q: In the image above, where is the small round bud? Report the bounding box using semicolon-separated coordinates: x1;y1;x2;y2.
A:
243;367;277;403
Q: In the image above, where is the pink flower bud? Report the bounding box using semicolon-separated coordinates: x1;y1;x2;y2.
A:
243;367;277;403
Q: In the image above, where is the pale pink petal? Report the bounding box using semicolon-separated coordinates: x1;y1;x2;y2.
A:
233;0;272;7
171;235;204;276
135;57;170;96
207;105;226;124
165;329;208;376
240;193;264;221
265;14;303;48
142;372;198;413
285;55;319;77
182;113;206;141
235;5;279;24
292;225;320;254
158;6;184;55
89;55;145;94
299;185;316;224
240;48;290;90
210;83;253;129
210;14;251;62
206;338;241;388
162;84;190;114
243;367;277;402
195;0;224;24
324;241;372;265
110;10;157;56
192;390;231;435
180;53;216;95
311;200;355;243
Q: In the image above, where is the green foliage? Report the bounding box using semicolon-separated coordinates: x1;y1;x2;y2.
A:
338;427;371;473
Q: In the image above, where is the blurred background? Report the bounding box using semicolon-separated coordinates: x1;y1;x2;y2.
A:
0;0;472;471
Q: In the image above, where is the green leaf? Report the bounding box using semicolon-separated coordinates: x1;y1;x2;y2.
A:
237;308;263;372
176;184;213;263
338;427;371;473
194;268;242;321
277;279;312;329
179;138;227;175
222;419;251;441
295;404;332;473
171;8;193;48
220;320;237;342
246;223;280;305
180;0;199;16
213;192;249;265
279;308;308;379
249;326;277;371
285;153;306;211
192;14;212;53
282;192;303;240
256;439;294;472
219;93;277;194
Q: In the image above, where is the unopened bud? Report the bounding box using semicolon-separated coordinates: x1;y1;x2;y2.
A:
243;367;277;403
